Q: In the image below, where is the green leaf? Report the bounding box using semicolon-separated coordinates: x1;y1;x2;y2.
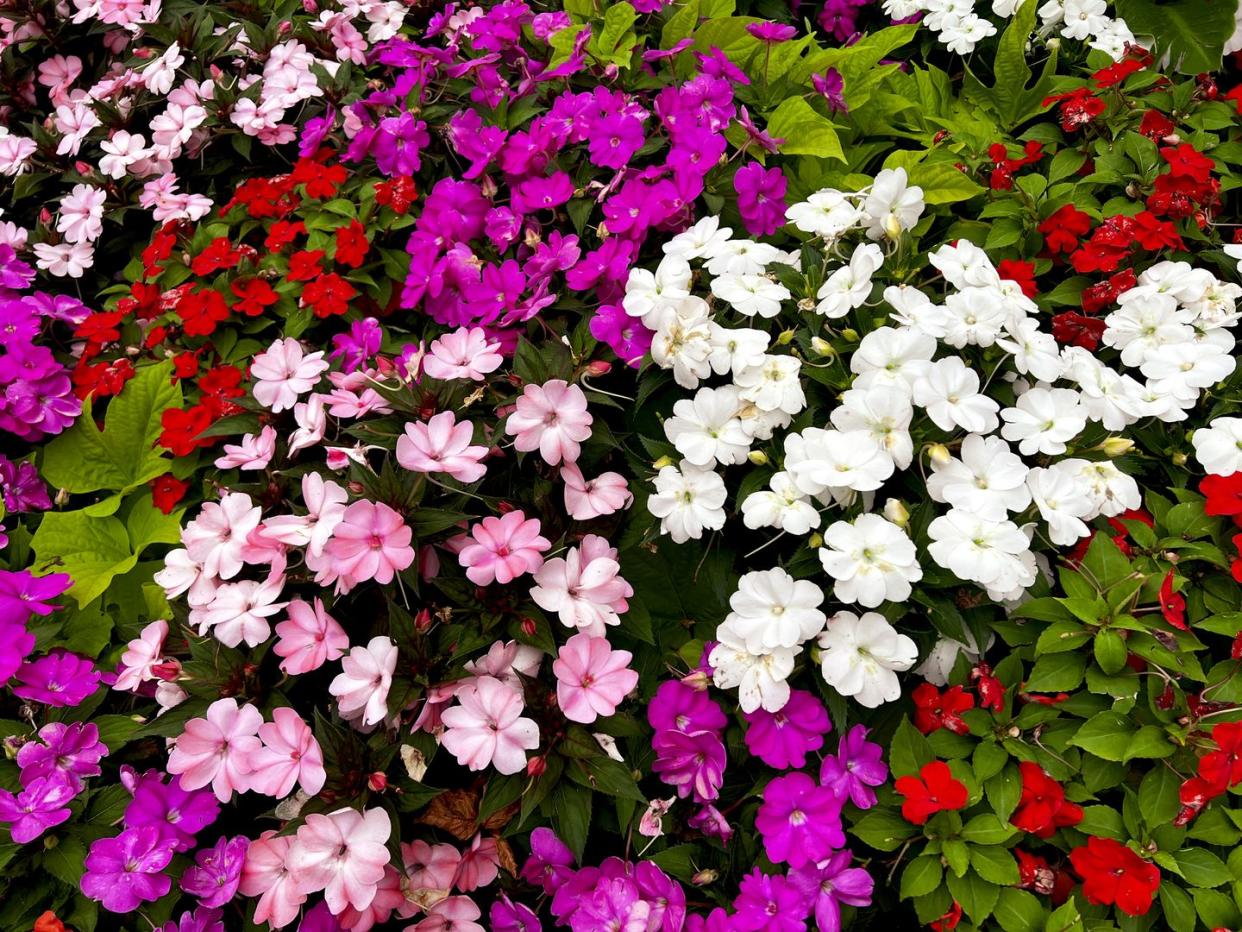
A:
41;836;88;888
1069;711;1135;761
1160;883;1197;932
901;856;944;898
1115;0;1239;73
1026;652;1086;692
947;869;1000;923
32;509;138;608
1138;766;1181;828
994;888;1046;932
961;814;1018;845
943;838;971;877
1076;805;1126;840
41;362;182;494
1173;848;1233;888
851;808;918;851
907;162;985;205
766;97;845;162
1094;629;1128;676
549;782;592;861
890;717;935;777
1045;898;1085;932
970;845;1020;885
660;0;699;48
986;764;1022;822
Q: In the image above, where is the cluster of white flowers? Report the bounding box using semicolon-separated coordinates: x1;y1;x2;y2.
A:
882;0;1135;59
639;179;1242;715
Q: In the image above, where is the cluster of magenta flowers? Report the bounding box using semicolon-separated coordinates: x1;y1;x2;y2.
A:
0;569;72;686
0;722;106;844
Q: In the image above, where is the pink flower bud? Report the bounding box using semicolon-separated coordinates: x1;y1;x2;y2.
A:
367;772;388;792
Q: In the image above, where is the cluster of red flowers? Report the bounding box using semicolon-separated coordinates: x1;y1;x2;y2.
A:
1176;721;1242;826
1199;472;1242;589
986;140;1044;190
894;760;968;825
1011;762;1082;837
1069;837;1161;917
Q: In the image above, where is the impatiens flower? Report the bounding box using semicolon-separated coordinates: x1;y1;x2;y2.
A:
239;832;305;929
710;627;798;714
182;493;262;581
166;698;264;802
552;632;639;723
13;649;100;706
330;636;398;727
1193;417;1242;476
113;619;169;692
274;598;349;675
458;511;551;586
912;682;975;736
249;338;330;413
16;721;107;787
819;513;923;608
561;463;633;519
249;707;326;798
894;761;969;825
504;379;593;465
755;771;846;867
731;869;809;932
441;675;540;774
648;461;727;543
734;163;788;237
817;611;917;708
321;500;415;593
180;835;248;908
1012;762;1083;838
423;327;503;381
397;411;489;483
0;772;76;843
287;807;392;914
788;850;874;932
722;567;827;653
819;725;888;810
862;167;924;239
743;689;830;769
652;729;727;803
214;426;277;470
81;827;176;913
531;534;632;635
1069;836;1161;916
124;772;220;852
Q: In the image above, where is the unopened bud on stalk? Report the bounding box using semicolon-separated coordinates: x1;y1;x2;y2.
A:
1097;437;1134;457
681;669;710;691
585;359;611;377
808;532;823;549
520;617;537;637
692;870;719;886
810;337;834;357
883;499;910;528
367;772;388;793
882;214;904;240
652;455;675;470
748;450;768;466
927;443;952;466
840;328;859;343
1172;452;1187;466
527;755;547;777
415;609;432;633
776;328;796;345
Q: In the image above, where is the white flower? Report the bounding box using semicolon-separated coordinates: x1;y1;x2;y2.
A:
711;273;791;318
1102;290;1194;368
927;510;1037;597
862;168;924;240
785;427;895;496
998;318;1063;382
648;462;728;542
816;243;884;318
623;256;692;329
1027;465;1094;546
941;286;1010;348
939;12;997;54
884;286;949;338
1224;244;1242;277
817;611;917;708
1060;0;1108;39
1069;458;1141;517
785;188;863;239
830;385;914;469
1089;19;1136;59
722;567;827;652
708;324;770;376
1193;417;1242;476
705;239;783;277
651;297;714;389
915;629;992;686
819;514;922;608
741;472;822;535
927;434;1031;521
1142;341;1235;399
1000;387;1087;456
709;628;797;713
733;354;806;415
912;357;1000;434
1062;350;1150;431
850;325;936;392
663;216;733;262
664;385;751;467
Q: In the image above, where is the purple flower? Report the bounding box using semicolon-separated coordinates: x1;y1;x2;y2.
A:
297;901;343;931
819;724;888;810
0;244;34;289
525;231;581;280
696;47;750;85
329;317;382;374
298;107;336;158
731;870;810;932
21;292;91;325
652;729;726;803
647;680;727;734
81;826;176;913
737;106;783;154
813;69;849;114
688;804;733;843
373;111;430;176
0;570;70;622
0;301;40;349
124;771;221;852
590;304;652;369
180;835;248;907
13;649;101;707
686;908;731;932
532;11;572;39
449;109;508;180
755;772;846;868
0;616;35;685
571;876;648;932
514;172;575;214
634;860;686;931
788;851;874;932
161;907;225;932
588;112;647;170
734;163;788;237
521;826;576;893
0;771;77;843
16;721;108;788
746;21;797;43
491;894;542;932
744;689;831;769
0;455;52;512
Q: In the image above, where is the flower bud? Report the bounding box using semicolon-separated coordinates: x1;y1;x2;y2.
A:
415;609;432;633
927;443;952;466
43;834;59;850
652;455;675;470
680;669;710;691
1097;437;1134;457
883;499;910;528
1172;452;1187;466
521;616;537;638
527;755;547;777
692;870;719;886
808;532;823;549
586;359;611;377
367;772;388;793
1047;37;1061;50
2;735;24;759
810;336;834;357
776;328;796;345
55;488;70;507
151;659;182;681
882;213;904;240
747;450;768;466
840;328;859;343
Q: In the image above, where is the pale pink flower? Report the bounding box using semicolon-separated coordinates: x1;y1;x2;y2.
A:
504;379;593;465
457;511;550;586
0;222;28;249
251;339;330;413
249;707;326;798
240;832;306;929
399;841;460;918
329;636;397;727
97;0;150;26
396;412;488;484
552;632;639;724
410;684;457;736
440;675;539;775
36;55;82;103
55;184;106;244
462;639;542;692
31;242;93;278
189;569;287;647
141;41;184;95
320;501;414;593
166;698;263;802
338;865;406;931
530;534;632;636
274;598;348;675
113;618;168;692
214;425;278;470
99;130;151;179
561;463;633;520
0;135;37;175
455;833;500;892
287;807;392;914
288;394;327;455
422;328;503;381
323;386;392;419
414;896;485;932
262;473;347;557
182;492;262;581
150;102;207;157
53;102;99;156
153;548;216;606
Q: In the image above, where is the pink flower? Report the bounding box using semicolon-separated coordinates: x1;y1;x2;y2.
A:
561;464;633;520
251;338;330;413
414;896;485;932
240;832;306;929
249;707;326;798
462;639;543;691
457;511;550;586
287;807;392;914
188;569;287;648
400;841;461;918
274;598;348;675
552;633;639;724
455;833;500;892
423;327;503;381
441;675;539;775
182;492;262;581
329;636;397;727
32;241;93;278
214;426;278;470
56;183;106;244
530;534;633;636
288;394;327;455
166;698;263;802
321;500;415;594
262;473;347;558
112;618;168;692
504;379;593;465
396;411;489;483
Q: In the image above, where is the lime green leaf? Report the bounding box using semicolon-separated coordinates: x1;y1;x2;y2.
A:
766;97;845;162
970;845;1020;885
907;162;985;205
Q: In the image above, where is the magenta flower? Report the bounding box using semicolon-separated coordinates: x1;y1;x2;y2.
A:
124;771;220;852
180;835;249;907
647;680;727;734
249;707;326;798
166;698;263;803
743;688;831;769
755;772;846;868
504;379;593;466
788;850;874;932
651;729;726;803
491;894;541;932
0;771;76;842
819;724;888;810
16;721;107;787
81;826;176;913
813;68;848;114
746;21;797;42
0;569;70;624
441;675;540;775
160;907;224;932
731;869;809;932
457;510;551;586
733;163;788;237
553;633;639;724
322;500;415;593
572;876;650;932
13;649;100;706
520;827;576;893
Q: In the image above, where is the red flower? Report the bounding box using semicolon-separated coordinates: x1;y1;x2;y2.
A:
177;288;230;337
1199;722;1242;790
1039;204;1092;254
150;473;190;514
34;911;66;932
288;249;325;282
1042;87;1106;132
231;278;279;317
172;351;199;380
1131;211;1184;252
1093;57;1145;88
302;273;357;318
912;682;975;735
1051;311;1107;350
190;236;242;276
1175;775;1222;825
1011;762;1083;838
291;158;347;199
1158;570;1187;631
142;223;179;274
375;176;417;213
1199;473;1242;516
71;358;135;400
930;901;962;931
1161;143;1214;183
1226;84;1242;114
1138;109;1176;140
1069;837;1160;916
265;220;306;252
334;221;370;268
1081;269;1137;314
158;405;215;456
1016;849;1055;894
895;761;968;825
222;176;300;220
997;259;1037;298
